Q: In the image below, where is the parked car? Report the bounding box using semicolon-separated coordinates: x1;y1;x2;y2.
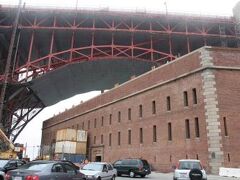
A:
80;162;117;180
0;159;26;173
173;159;207;180
0;170;5;180
5;160;85;180
113;158;151;178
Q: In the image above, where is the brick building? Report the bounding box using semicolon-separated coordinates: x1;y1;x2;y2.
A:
41;47;240;174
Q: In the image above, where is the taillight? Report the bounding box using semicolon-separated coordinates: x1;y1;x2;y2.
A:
25;175;39;180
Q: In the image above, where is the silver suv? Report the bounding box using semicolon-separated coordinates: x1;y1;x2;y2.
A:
173;159;207;180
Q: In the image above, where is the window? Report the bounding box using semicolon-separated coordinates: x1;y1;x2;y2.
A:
195;117;200;138
82;122;84;129
94;118;97;128
223;117;228;136
168;123;172;141
88;120;90;129
228;153;231;162
140;128;143;144
196;154;199;160
153;125;157;142
109;133;112;146
139;105;143;118
128;130;131;145
152;100;156;114
103;165;107;172
109;114;112;125
107;164;113;170
101;134;103;144
118;111;121;122
167;96;171;111
118;131;121;145
192;88;198;104
94;136;96;144
183;91;189;106
52;164;64;172
63;164;76;174
185;119;190;139
128;108;131;120
101;116;104;126
114;160;122;165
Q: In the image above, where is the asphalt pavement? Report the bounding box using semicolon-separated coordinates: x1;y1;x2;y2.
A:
116;172;240;180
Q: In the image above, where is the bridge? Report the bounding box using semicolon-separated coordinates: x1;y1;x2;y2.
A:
0;4;239;141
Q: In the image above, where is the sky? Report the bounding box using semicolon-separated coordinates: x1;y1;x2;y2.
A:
0;0;239;160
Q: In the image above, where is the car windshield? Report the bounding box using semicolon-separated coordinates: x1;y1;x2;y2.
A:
0;160;8;168
19;162;52;171
179;161;202;170
82;163;103;171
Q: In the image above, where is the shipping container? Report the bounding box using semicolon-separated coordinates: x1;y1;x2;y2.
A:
76;142;87;154
55;141;77;154
76;130;87;142
56;129;77;142
55;141;87;155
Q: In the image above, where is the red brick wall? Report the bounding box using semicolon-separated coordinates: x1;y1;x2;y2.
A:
210;47;240;67
215;70;240;168
42;47;240;172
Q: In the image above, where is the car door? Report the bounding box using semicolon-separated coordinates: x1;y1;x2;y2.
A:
122;160;131;175
101;164;110;180
51;163;67;180
107;164;115;179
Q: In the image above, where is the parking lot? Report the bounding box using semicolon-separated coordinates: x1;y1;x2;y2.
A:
116;172;240;180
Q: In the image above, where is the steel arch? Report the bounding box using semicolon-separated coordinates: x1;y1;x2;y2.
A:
14;45;175;82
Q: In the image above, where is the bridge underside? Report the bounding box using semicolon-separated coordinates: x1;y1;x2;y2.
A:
30;59;155;106
0;58;154;140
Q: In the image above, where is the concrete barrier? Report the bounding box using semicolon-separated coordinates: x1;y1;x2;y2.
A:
219;167;240;178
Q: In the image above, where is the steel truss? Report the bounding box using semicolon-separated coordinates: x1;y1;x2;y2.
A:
2;86;44;142
0;9;238;82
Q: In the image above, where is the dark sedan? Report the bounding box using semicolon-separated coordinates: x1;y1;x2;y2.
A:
5;160;85;180
0;159;26;173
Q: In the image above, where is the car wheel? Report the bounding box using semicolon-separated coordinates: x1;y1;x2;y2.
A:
97;177;101;180
111;175;116;180
140;174;146;178
117;172;121;176
129;170;135;178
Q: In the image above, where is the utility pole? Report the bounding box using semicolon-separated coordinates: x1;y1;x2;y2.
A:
0;0;22;130
164;1;168;16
